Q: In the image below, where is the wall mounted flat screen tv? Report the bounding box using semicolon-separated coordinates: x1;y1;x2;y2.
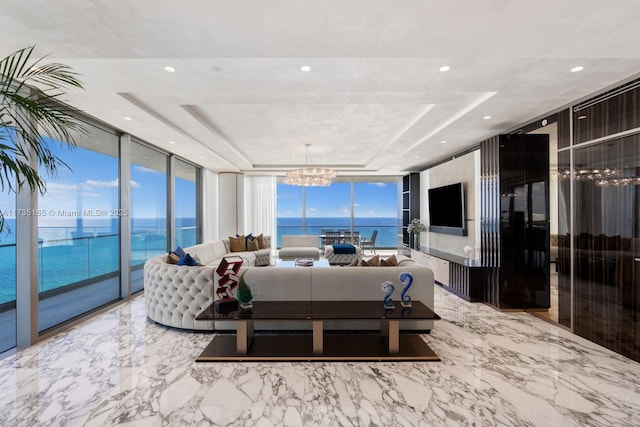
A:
428;182;468;236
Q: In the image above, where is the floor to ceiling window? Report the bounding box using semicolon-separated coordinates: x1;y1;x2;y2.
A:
37;124;120;332
174;159;198;248
353;181;399;250
276;178;399;248
130;142;167;293
0;127;16;353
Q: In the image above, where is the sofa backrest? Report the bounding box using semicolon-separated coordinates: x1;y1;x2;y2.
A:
186;240;228;265
282;235;318;248
309;264;433;306
216;263;434;307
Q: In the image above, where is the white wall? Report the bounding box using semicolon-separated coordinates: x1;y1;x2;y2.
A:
421;149;481;258
218;173;244;238
202;169;219;242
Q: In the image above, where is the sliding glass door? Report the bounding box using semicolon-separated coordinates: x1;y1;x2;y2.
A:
37;124;120;332
130;142;167;293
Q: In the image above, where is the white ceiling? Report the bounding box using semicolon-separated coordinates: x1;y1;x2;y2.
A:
2;0;640;176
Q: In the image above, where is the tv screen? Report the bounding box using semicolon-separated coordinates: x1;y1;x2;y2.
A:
428;183;467;236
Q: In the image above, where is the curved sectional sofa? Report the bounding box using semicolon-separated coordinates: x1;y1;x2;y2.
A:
144;236;272;330
144;237;435;332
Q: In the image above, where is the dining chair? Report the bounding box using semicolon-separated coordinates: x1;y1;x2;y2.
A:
360;230;378;253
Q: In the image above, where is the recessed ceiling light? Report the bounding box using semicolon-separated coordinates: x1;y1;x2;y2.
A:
198;156;204;159
578;115;587;120
439;66;450;72
570;66;584;73
300;65;311;72
124;117;132;121
164;66;175;73
440;140;447;144
168;141;175;144
414;155;420;158
483;115;492;120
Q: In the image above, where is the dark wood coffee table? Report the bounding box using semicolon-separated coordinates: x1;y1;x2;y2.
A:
196;301;441;362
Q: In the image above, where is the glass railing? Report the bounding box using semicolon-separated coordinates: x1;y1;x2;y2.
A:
175;226;196;249
0;242;16;307
276;223;399;249
131;230;167;267
0;226;194;307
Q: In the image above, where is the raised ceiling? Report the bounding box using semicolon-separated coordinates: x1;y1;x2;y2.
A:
2;0;640;175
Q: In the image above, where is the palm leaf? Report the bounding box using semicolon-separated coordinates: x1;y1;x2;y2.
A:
0;45;86;233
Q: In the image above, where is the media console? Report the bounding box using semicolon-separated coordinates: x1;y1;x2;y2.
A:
410;248;496;302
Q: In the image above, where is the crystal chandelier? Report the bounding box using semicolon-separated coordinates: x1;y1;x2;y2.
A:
284;144;336;186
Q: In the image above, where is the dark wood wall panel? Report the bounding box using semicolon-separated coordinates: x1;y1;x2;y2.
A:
572;134;640;362
574;78;640;144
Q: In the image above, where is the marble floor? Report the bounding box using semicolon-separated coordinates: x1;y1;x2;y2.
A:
1;286;639;426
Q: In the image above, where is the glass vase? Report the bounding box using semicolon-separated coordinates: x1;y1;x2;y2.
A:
413;233;420;250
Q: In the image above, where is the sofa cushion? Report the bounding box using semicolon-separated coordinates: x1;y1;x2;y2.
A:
166;253;180;264
172;246;186;257
177;253;199;266
333;243;356;254
187;242;217;265
359;255;379;266
255;233;265;249
379;254;399;266
247;238;259;251
282;235;318;248
229;236;247;252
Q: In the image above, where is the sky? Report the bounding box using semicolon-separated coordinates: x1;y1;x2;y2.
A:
0;140;196;227
277;181;398;218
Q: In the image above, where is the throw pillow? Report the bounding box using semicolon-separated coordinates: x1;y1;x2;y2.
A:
379;254;399;266
359;255;379;266
229;235;247;252
238;233;253;246
177;253;199;266
255;233;265;249
349;258;360;266
247;238;259;251
166;253;180;264
172;246;186;257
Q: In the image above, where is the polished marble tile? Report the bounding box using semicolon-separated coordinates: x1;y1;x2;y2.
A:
1;286;639;426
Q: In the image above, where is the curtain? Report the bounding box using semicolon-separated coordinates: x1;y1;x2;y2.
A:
244;175;277;254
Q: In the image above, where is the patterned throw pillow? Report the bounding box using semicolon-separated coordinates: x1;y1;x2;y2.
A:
229;235;247;252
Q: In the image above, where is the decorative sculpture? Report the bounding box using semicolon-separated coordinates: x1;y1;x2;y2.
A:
399;272;413;308
236;270;254;310
381;281;395;309
214;255;243;312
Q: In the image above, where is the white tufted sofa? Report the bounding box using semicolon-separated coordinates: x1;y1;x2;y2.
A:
214;261;435;332
144;236;272;330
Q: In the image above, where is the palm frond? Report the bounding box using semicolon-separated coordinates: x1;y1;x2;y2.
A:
0;45;86;232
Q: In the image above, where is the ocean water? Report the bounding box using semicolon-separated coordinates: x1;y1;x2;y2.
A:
276;217;399;248
0;217;196;304
0;217;398;304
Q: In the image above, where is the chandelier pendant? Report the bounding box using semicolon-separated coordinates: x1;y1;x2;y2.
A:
284;144;336;186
